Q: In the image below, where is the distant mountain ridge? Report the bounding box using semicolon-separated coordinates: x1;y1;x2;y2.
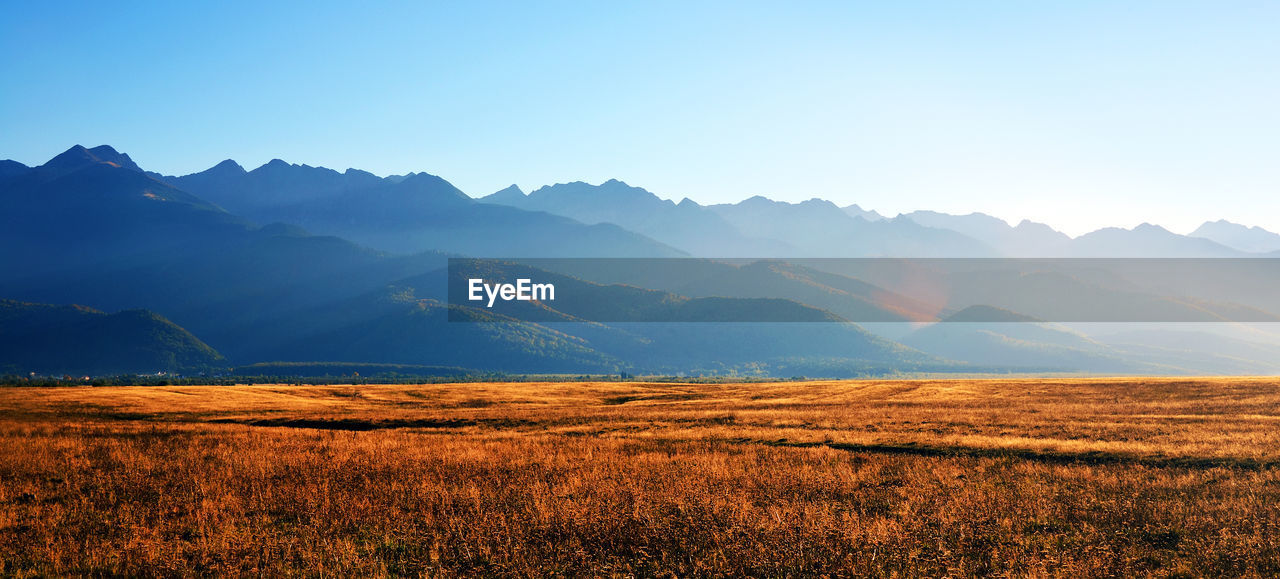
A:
706;196;998;257
158;160;682;257
7;148;1280;258
842;203;884;221
901;211;1072;257
1191;220;1280;254
170;158;388;213
480;179;793;256
1069;223;1244;257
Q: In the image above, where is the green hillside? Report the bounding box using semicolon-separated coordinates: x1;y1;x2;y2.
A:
0;300;225;375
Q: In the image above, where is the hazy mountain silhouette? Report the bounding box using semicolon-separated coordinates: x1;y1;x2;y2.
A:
899;211;1272;258
841;204;884;221
483;183;1000;257
902;211;1072;257
165;163;682;257
0;299;224;375
1069;223;1243;257
170;158;383;213
275;176;683;257
707;197;996;257
1190;220;1280;254
484;184;528;205
480;180;793;256
156;156;1278;260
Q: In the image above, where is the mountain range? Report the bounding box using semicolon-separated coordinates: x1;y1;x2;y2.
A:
163;161;681;257
479;179;1278;258
4;144;1280;377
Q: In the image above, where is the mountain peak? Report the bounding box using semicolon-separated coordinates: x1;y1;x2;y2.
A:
480;184;527;205
395;171;471;202
798;197;841;210
524;179;667;207
1190;219;1280;253
39;144;143;176
210;159;246;174
0;159;30;180
842;203;884;221
247;158;345;181
1133;222;1170;233
740;195;776;206
87;146;141;171
173;159;245;181
1196;219;1267;233
384;172;417;184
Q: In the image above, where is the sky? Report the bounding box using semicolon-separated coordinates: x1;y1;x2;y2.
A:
2;1;1277;236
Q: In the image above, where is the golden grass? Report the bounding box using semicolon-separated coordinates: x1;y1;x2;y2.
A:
3;377;1280;576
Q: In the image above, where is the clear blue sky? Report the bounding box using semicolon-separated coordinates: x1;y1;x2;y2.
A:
2;1;1277;236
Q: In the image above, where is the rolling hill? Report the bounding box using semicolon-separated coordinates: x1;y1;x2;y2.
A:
0;300;224;375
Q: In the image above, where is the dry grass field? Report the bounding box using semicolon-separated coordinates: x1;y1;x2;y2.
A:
3;377;1280;576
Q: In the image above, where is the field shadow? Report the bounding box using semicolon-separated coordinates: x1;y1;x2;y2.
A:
210;417;535;431
765;439;1280;471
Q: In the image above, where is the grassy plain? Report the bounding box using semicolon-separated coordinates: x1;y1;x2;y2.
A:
2;377;1280;576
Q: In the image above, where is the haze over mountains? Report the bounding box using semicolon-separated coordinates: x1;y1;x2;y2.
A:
4;144;1280;377
14;146;1268;260
480;179;1266;258
1190;220;1280;254
164;159;681;257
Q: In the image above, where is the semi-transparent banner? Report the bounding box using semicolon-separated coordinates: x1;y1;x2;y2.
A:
446;258;1280;323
